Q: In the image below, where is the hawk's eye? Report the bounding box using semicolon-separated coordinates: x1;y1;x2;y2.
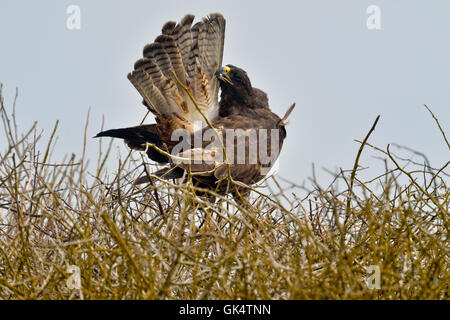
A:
224;66;231;74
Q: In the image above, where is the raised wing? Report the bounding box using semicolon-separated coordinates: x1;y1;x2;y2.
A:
127;13;226;134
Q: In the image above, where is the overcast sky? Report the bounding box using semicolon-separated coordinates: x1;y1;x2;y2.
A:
1;0;449;188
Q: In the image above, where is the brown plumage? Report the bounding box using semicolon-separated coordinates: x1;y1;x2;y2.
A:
95;13;294;199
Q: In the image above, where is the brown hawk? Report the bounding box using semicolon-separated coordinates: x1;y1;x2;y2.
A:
95;13;294;199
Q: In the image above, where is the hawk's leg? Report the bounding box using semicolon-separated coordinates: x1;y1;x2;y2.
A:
232;187;252;211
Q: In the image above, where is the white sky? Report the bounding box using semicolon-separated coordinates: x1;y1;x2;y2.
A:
1;0;449;188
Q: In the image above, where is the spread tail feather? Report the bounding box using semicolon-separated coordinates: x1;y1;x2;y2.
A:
127;13;225;132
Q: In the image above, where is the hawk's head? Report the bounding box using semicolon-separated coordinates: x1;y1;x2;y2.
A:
215;65;252;100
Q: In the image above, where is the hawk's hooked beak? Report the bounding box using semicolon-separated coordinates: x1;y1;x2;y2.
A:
215;66;234;86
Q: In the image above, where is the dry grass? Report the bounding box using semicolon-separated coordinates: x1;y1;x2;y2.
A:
0;85;448;300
